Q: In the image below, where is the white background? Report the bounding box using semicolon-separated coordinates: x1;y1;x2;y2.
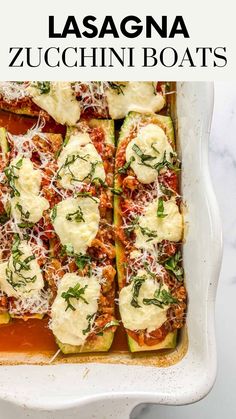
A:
0;82;235;419
0;0;235;80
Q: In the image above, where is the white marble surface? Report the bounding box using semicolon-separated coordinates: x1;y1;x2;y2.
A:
0;82;235;419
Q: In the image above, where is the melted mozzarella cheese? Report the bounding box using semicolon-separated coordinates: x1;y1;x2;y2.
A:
27;82;81;125
107;82;165;119
50;273;101;346
9;157;49;223
0;241;44;299
126;124;173;184
135;198;183;249
119;275;169;332
57;132;105;190
52;196;100;255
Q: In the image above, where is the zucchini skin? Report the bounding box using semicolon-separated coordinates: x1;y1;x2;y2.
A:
0;127;9;161
0;312;10;324
128;331;177;353
52;119;116;354
57;330;114;354
115;111;178;352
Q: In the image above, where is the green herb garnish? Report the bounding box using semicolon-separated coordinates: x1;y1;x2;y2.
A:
153;151;181;173
91;177;107;188
0;212;9;225
117;156;135;174
6;234;37;289
61;244;74;257
96;319;120;336
36;81;51;94
51;206;57;222
143;281;178;308
160;183;174;197
15;203;34;228
132;143;156;163
75;253;92;277
157;197;167;218
82;313;96;335
108;82;126;95
164;251;184;281
110;187;123;195
66;206;85;223
4;158;23;197
61;283;88;311
57;154;89;181
139;226;157;240
131;276;146;308
76;192;97;202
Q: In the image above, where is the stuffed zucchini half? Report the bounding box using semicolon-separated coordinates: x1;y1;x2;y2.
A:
0;82;166;124
0;126;64;323
49;119;118;354
114;112;187;352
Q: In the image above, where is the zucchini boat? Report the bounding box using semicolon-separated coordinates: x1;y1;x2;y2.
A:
48;119;118;353
0;82;166;122
0;125;64;322
0;82;81;125
74;81;166;119
115;111;187;352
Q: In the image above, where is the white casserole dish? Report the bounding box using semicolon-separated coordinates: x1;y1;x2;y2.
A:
0;82;222;418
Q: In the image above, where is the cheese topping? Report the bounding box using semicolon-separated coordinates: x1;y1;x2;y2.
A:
27;82;81;125
135;198;183;249
57;132;105;190
107;82;165;119
126;124;173;184
119;274;170;332
0;241;44;299
52;196;100;255
8;156;49;224
50;273;101;346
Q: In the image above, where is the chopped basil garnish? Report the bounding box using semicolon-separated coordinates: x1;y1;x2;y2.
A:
0;212;9;225
15;203;34;228
61;244;75;257
82;313;96;335
164;251;184;281
66;206;85;223
124;216;139;237
151;143;160;154
160;183;174;197
75;253;92;276
51;206;57;222
132;143;156;163
143;281;178;308
110;187;123;195
4;158;23;197
57;154;89;181
76;192;97;202
96;319;120;336
157;197;167;218
139;226;157;240
81;161;99;183
91;177;107;188
153;151;181;173
143;261;156;279
6;234;37;290
108;82;125;95
61;283;88;311
36;81;51;94
131;276;146;308
118;156;135;174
